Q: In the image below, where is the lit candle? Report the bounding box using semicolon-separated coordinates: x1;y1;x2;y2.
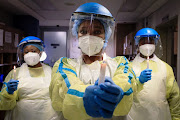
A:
147;56;149;69
98;53;107;85
13;66;16;79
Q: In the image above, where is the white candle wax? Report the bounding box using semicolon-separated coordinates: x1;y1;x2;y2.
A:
147;56;149;69
98;53;107;85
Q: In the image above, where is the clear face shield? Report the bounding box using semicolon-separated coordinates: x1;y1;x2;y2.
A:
68;13;115;58
17;42;47;66
136;36;163;58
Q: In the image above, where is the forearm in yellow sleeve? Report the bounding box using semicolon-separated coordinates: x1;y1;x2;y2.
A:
114;56;143;93
112;73;133;116
0;88;17;110
50;57;91;120
0;69;19;110
112;56;138;116
168;81;180;120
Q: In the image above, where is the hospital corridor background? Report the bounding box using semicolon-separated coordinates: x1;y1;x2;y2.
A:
0;0;179;120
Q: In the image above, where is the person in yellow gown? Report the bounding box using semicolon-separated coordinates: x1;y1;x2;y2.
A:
49;2;147;120
0;36;61;120
128;28;180;120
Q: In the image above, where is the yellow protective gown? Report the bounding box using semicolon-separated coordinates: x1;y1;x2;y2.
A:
128;54;180;120
50;56;143;120
0;63;62;120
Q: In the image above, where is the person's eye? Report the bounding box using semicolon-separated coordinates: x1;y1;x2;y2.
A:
93;30;101;35
80;30;87;35
32;50;36;53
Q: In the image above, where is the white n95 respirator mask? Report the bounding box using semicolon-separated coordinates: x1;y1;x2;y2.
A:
78;35;104;57
24;52;40;66
139;44;155;56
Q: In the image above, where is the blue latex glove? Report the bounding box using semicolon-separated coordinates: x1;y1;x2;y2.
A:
6;79;19;94
139;69;152;84
0;74;4;83
99;108;113;118
83;85;101;118
94;77;124;118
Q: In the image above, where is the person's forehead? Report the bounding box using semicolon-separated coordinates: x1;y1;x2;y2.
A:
24;45;38;50
79;20;103;27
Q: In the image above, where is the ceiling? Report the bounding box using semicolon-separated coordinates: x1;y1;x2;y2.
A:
0;0;169;26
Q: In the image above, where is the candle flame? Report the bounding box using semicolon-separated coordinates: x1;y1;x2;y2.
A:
103;53;107;61
14;66;16;69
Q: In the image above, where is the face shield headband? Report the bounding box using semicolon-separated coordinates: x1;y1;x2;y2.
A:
22;43;43;52
135;35;160;45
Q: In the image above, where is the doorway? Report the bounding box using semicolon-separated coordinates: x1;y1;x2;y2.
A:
156;16;178;79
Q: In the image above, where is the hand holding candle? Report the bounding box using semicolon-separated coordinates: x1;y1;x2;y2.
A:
98;53;107;85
